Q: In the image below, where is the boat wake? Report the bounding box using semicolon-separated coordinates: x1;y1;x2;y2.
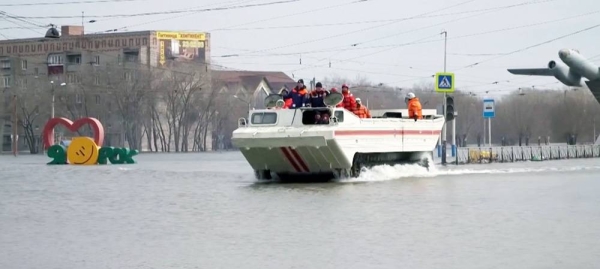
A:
338;156;600;183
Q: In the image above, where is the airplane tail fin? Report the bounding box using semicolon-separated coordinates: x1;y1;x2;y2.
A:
585;80;600;105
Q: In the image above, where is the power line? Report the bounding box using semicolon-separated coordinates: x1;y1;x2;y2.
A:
88;0;255;34
209;4;549;31
0;0;148;6
0;11;47;27
233;0;477;57
457;23;600;71
8;0;300;19
207;0;362;32
212;0;561;60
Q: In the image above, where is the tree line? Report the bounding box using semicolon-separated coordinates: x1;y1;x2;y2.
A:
2;69;598;154
325;76;600;146
0;61;247;153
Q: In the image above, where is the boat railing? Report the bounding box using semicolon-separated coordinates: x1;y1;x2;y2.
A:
238;117;247;128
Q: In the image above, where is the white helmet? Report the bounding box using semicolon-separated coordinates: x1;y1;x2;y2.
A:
405;92;415;103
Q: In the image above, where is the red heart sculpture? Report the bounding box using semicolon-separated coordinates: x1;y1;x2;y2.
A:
42;117;105;149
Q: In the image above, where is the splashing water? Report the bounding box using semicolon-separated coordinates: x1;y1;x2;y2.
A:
339;155;600;183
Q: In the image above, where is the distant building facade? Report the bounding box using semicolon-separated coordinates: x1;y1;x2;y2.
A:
0;25;211;152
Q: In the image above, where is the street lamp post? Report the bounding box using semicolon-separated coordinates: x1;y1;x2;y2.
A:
233;95;251;111
49;81;66;147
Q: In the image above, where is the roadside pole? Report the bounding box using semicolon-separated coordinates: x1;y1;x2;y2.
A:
483;98;495;147
488;117;492;147
12;95;18;157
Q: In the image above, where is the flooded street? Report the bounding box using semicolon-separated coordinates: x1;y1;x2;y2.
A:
1;152;599;269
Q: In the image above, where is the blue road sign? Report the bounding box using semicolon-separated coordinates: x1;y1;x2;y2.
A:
435;72;455;93
483;99;495;118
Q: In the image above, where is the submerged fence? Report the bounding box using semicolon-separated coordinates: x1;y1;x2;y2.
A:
456;145;600;164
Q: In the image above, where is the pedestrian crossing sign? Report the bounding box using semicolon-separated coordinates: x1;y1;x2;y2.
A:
435;72;455;93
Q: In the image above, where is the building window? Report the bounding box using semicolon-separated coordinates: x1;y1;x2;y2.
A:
2;76;10;88
93;56;100;66
95;95;101;104
75;94;82;104
117;54;122;65
124;51;139;62
94;76;100;85
1;60;10;69
34;67;39;75
19;78;27;88
124;71;132;81
67;73;81;84
67;54;81;65
21;60;27;70
47;54;64;65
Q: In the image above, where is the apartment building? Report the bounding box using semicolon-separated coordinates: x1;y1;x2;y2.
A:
0;25;212;152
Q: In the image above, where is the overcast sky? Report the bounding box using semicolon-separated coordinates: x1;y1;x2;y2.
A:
1;0;599;97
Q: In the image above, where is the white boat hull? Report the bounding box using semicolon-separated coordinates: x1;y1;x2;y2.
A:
232;106;444;181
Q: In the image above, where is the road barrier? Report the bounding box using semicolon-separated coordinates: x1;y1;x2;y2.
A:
455;145;600;164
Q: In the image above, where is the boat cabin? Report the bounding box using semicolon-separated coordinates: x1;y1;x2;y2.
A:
238;92;442;128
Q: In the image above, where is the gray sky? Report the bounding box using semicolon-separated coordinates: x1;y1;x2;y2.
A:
1;0;599;97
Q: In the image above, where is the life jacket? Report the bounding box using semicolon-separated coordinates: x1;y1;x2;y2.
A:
284;87;309;108
408;97;423;119
342;91;357;112
310;89;329;107
355;105;371;118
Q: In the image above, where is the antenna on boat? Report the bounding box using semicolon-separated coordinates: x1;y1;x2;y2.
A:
265;94;284;109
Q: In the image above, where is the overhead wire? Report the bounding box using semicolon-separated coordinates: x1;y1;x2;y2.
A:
90;0;285;34
228;0;477;57
263;0;549;84
10;0;300;19
209;4;563;31
213;0;569;59
0;0;148;6
456;23;600;71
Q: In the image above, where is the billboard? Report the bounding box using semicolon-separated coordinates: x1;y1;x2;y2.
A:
156;31;207;66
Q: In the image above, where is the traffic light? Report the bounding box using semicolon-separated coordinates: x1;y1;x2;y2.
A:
446;95;454;121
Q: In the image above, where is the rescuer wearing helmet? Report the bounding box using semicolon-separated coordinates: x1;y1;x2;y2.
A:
354;98;371;118
405;92;422;121
340;84;357;112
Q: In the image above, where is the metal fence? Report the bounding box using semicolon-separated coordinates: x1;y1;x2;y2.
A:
456;145;600;164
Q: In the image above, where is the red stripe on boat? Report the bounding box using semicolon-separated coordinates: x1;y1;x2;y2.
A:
280;147;302;172
334;130;441;136
288;147;309;172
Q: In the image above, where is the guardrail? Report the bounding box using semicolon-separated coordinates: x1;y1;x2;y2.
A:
455;145;600;164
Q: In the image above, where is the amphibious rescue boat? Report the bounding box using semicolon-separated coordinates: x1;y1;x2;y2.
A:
231;93;444;181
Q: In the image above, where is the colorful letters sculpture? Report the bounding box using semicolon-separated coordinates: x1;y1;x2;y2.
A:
42;117;138;165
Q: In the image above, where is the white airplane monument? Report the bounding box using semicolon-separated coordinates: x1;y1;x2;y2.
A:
507;49;600;103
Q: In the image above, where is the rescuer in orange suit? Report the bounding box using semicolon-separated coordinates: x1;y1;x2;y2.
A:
405;92;422;121
354;98;371;118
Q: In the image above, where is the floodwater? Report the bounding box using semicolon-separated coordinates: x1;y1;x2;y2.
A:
1;152;599;269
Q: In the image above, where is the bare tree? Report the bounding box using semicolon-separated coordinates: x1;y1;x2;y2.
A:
98;63;154;150
158;64;207;152
12;77;51;154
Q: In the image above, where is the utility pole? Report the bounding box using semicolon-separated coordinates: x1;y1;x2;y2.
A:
12;95;18;157
50;81;55;147
441;30;447;164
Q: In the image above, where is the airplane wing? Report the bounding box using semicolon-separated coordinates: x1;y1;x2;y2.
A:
585;80;600;105
507;68;554;76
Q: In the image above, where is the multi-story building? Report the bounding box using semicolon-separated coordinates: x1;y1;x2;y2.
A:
0;25;212;153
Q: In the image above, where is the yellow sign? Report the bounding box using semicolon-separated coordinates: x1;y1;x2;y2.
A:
156;31;206;41
181;40;205;48
159;40;165;65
